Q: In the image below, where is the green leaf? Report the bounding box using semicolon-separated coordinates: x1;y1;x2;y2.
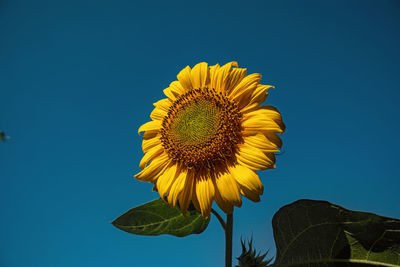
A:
272;199;400;267
112;198;210;237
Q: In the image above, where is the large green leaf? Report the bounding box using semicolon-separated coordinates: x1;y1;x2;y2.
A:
112;198;210;237
272;199;400;267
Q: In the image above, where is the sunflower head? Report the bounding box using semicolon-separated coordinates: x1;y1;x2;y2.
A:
135;62;285;217
160;87;242;169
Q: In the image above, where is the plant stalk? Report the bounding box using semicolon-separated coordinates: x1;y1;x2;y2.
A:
211;208;226;230
225;213;233;267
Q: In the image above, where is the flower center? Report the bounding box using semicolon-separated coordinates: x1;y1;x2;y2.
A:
170;98;220;145
160;88;243;169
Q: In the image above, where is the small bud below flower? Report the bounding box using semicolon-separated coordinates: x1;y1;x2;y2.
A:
236;237;273;267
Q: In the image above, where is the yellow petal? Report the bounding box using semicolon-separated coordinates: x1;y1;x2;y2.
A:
265;132;283;149
178;170;195;213
169;80;186;95
213;172;242;214
163;87;177;101
177;66;192;90
143;131;158;140
195;176;215;217
191;188;201;212
229;73;261;105
168;168;187;207
225;67;247;94
156;162;177;199
239;187;260;202
214;189;233;214
134;153;169;182
213;62;238;93
240;102;258;114
265;152;276;168
242;116;284;134
139;143;164;169
236;143;275;170
247;85;273;106
208;63;220;88
190;62;208;89
163;81;186;101
229;164;264;195
138;120;161;135
150;107;167;121
142;135;162;153
243;105;281;120
243;105;285;132
243;134;280;153
153;98;172;112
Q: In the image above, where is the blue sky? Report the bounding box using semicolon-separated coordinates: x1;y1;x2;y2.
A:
1;0;399;266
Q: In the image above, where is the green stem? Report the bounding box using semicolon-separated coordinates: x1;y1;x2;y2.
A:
225;213;233;267
211;208;226;230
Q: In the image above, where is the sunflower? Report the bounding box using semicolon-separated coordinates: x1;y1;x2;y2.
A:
135;62;285;218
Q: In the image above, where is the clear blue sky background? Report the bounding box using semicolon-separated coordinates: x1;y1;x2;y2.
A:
1;1;399;266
